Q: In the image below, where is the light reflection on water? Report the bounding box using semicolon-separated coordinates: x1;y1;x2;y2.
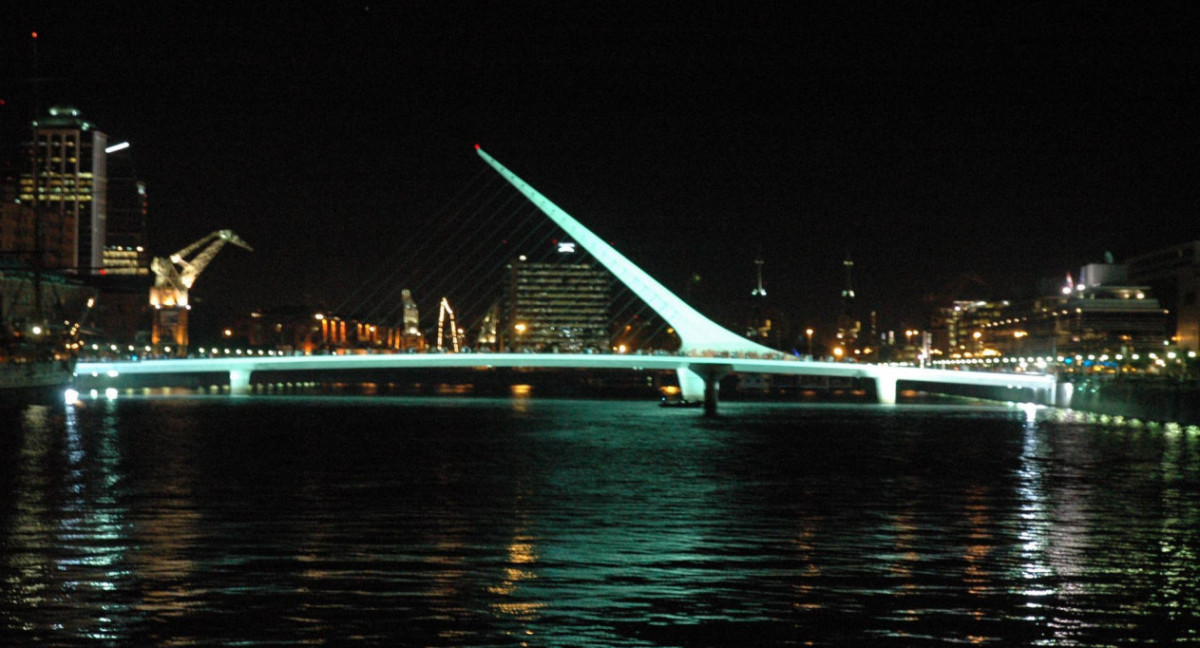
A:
0;396;1198;646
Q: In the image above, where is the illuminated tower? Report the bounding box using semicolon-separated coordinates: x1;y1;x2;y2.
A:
102;141;149;275
747;254;771;342
836;254;860;348
751;255;766;297
19;106;107;273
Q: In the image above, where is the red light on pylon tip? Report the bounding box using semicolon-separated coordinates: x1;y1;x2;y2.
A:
474;143;480;150
31;32;38;39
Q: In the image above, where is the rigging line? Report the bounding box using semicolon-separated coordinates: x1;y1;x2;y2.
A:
460;228;600;340
605;278;648;323
405;212;558;330
425;223;555;323
331;168;495;315
330;170;493;315
638;319;674;351
357;198;523;321
395;191;531;301
444;218;564;333
607;294;641;329
339;172;510;318
609;298;653;337
331;167;496;314
367;197;542;324
445;211;578;337
615;292;662;329
367;179;526;307
453;223;572;332
340;177;515;320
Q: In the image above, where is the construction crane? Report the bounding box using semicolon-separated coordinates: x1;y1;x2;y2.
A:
149;230;252;357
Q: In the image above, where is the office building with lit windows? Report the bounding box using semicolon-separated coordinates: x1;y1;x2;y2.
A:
0;200;41;261
503;250;612;352
18;106;107;274
102;142;149;275
1126;241;1200;351
983;262;1168;357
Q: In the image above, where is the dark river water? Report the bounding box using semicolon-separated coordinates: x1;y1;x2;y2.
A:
2;393;1199;646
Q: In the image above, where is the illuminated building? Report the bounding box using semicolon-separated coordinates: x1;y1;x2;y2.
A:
985;261;1167;357
238;306;423;354
1126;241;1200;351
240;306;336;353
18;106;107;274
102;142;149;275
933;300;1011;357
502;246;611;352
0;200;40;261
835;254;860;350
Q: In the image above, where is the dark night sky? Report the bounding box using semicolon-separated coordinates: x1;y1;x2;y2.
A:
3;2;1199;343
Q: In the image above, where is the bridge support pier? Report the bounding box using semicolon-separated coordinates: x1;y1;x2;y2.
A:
681;364;732;416
229;369;251;396
875;376;897;405
1046;383;1064;407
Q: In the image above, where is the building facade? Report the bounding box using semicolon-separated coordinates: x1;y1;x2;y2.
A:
234;306;424;355
0;201;40;263
1126;241;1200;351
932;299;1011;358
18;106;107;274
984;263;1168;358
503;254;611;352
102;143;149;275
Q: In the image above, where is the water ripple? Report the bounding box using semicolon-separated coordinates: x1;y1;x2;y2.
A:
1;397;1198;645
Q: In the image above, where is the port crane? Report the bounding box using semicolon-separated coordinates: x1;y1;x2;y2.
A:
436;297;462;352
150;229;252;356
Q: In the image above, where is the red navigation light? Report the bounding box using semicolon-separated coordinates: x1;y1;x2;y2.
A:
31;32;38;39
474;143;480;150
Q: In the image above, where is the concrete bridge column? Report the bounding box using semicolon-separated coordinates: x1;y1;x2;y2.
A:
229;369;251;396
874;375;898;405
1047;381;1067;407
678;368;706;403
682;364;733;416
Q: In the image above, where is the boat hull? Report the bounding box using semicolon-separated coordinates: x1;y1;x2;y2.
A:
0;359;75;405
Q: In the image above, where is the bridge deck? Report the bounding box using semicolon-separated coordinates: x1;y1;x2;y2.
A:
77;353;1057;407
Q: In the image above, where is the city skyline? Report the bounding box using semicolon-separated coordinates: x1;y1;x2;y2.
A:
3;4;1198;341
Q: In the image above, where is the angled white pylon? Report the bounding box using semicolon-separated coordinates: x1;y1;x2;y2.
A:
476;145;777;355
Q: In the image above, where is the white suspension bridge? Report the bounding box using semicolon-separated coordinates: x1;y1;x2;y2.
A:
78;146;1058;413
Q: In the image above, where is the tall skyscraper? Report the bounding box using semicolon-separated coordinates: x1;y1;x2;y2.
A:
18;106;107;274
102;142;149;275
503;247;612;352
836;254;860;348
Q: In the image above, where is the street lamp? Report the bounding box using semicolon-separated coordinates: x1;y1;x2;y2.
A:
514;323;527;351
805;328;814;358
